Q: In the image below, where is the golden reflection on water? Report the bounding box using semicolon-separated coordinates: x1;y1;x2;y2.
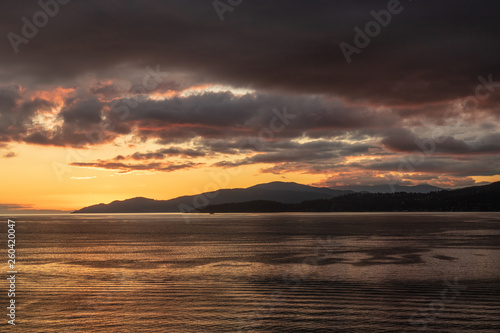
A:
3;213;500;332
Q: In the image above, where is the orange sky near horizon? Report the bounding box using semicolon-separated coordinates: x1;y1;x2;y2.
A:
0;143;324;211
2;141;499;211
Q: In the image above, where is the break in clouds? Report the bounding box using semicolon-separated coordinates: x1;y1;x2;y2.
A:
1;0;499;187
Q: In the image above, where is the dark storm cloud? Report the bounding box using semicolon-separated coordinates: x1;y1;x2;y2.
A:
125;92;397;143
0;86;21;112
30;91;391;145
1;0;498;105
60;97;103;126
128;92;257;128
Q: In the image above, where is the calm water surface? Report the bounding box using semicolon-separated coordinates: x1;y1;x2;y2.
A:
2;213;500;332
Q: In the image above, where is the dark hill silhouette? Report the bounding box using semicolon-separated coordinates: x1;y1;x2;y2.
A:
200;182;500;213
331;184;443;193
73;181;351;213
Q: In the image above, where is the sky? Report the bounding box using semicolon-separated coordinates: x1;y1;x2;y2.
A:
0;0;499;212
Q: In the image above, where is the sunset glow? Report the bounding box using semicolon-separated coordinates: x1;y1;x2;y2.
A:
1;1;499;213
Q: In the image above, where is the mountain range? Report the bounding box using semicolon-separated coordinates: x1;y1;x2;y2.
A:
73;181;447;213
200;182;500;213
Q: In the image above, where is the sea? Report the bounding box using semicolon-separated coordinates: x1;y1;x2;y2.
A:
2;213;500;332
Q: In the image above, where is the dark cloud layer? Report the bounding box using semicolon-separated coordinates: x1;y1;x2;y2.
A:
1;0;499;105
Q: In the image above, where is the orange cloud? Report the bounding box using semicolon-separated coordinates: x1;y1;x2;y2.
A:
30;87;76;108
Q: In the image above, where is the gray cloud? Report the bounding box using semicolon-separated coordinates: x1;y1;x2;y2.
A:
362;155;500;177
71;161;202;173
382;128;500;154
3;151;16;158
116;147;206;161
